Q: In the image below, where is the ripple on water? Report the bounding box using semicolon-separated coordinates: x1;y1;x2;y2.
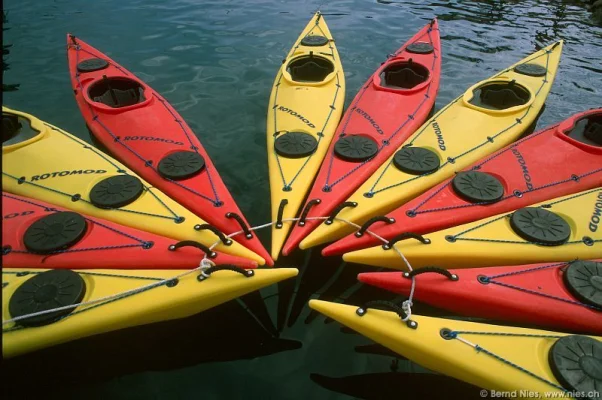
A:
141;33;163;40
171;44;201;51
215;46;235;54
214;30;244;37
202;75;238;84
255;29;285;38
140;55;171;67
218;58;242;69
133;71;156;83
241;88;261;97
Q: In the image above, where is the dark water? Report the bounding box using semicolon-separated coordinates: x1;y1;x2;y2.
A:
2;0;602;399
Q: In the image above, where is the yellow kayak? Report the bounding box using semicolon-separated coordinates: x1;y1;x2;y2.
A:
300;41;563;250
309;300;602;398
309;300;601;397
3;266;298;358
344;187;602;270
1;106;265;265
267;12;345;260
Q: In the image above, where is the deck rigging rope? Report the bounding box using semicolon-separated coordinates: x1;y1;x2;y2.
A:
323;22;439;190
480;261;602;311
2;193;154;256
447;187;601;246
367;45;556;197
2;212;418;327
70;39;224;207
444;330;569;393
272;15;341;190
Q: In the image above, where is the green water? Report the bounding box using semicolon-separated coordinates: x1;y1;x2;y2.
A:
2;0;601;399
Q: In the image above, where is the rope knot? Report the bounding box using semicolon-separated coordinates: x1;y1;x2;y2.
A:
200;258;216;271
401;299;413;321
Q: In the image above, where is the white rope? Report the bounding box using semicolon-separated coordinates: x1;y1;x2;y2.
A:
3;262;210;326
454;335;479;349
3;213;418;327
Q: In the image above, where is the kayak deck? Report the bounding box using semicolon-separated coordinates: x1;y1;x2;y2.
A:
2;266;298;358
299;41;564;250
281;19;442;256
67;35;272;265
267;12;345;261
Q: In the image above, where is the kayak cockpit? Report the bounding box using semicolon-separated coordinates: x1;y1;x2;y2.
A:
285;53;335;84
88;76;146;108
565;113;602;147
2;112;41;146
468;80;531;111
378;59;430;90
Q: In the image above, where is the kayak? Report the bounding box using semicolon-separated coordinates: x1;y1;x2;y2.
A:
267;12;345;260
281;20;442;256
2;107;264;264
298;41;564;251
343;187;602;269
358;259;602;334
66;36;272;266
3;266;298;358
325;108;602;256
2;192;257;269
309;300;601;396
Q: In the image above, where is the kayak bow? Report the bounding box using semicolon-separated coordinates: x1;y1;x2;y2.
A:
309;300;601;396
3;267;298;358
359;260;602;334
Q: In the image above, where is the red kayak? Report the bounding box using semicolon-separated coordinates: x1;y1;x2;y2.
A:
281;20;441;256
66;35;272;266
324;108;602;256
1;192;257;269
358;260;602;334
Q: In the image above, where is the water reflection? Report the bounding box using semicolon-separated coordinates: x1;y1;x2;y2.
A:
310;372;483;399
2;10;19;92
2;300;302;398
355;343;408;360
